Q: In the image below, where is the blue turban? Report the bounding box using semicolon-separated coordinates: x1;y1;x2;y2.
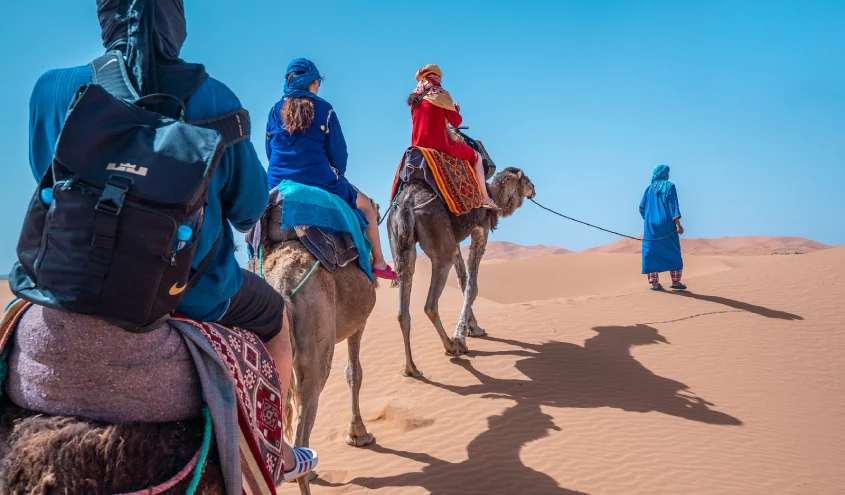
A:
283;58;326;102
651;164;673;196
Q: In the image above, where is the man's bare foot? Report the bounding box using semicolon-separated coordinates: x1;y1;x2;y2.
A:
283;444;296;468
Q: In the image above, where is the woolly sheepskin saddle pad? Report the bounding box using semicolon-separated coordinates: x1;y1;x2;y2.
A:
5;304;202;423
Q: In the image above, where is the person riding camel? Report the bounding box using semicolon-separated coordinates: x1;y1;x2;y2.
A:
408;64;498;209
265;57;398;281
25;0;316;483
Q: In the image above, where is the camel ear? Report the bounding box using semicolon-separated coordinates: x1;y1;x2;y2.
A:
517;170;524;179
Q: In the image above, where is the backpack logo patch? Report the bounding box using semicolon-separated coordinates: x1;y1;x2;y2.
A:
169;282;188;296
106;163;148;177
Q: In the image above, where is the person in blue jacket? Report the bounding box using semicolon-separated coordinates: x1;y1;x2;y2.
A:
639;164;687;291
27;0;315;482
265;58;398;280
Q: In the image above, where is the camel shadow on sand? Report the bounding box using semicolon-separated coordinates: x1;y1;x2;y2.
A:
431;325;743;425
317;401;587;494
318;324;742;494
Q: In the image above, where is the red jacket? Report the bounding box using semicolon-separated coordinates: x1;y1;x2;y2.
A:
411;100;477;162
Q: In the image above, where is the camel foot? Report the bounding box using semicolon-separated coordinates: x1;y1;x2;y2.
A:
402;367;424;378
445;338;468;356
288;470;318;484
346;432;375;447
468;326;487;338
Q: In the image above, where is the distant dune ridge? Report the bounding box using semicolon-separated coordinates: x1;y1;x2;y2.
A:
585;236;831;256
416;236;830;263
468;241;573;261
417;241;573;263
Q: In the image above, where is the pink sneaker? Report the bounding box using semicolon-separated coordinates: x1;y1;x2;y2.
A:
372;265;398;281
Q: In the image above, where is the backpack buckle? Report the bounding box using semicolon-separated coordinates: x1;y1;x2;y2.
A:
96;175;133;215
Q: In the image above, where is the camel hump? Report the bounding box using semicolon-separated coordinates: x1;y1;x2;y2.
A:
5;305;203;424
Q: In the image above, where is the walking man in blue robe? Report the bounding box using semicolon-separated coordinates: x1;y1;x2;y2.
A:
639;164;687;291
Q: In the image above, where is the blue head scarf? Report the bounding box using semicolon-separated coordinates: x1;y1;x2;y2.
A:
651;164;673;196
283;58;326;102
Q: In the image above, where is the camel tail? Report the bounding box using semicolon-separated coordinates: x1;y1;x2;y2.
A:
388;200;416;289
281;294;298;445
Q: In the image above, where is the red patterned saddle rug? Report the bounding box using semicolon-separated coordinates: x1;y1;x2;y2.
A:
390;146;483;216
171;316;285;493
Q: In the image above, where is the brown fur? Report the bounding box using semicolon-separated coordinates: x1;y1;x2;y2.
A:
387;167;536;377
0;396;224;494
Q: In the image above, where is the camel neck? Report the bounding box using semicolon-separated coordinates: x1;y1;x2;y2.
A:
489;184;521;217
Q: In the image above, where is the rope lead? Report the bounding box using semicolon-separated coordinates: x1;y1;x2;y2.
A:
528;198;676;242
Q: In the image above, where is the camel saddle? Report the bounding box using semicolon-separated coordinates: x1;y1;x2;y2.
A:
246;187;360;272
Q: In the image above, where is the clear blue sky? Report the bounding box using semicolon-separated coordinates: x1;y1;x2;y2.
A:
1;1;843;271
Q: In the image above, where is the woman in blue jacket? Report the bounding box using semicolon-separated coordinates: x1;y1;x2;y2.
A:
265;58;397;281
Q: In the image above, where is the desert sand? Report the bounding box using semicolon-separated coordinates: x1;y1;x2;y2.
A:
281;243;844;494
2;240;842;494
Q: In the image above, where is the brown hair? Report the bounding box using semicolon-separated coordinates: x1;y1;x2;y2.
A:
407;93;423;107
281;72;315;134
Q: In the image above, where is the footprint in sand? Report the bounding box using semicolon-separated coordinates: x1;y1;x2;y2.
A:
365;403;435;433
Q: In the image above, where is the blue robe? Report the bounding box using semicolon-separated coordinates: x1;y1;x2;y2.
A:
265;98;366;225
639;183;683;274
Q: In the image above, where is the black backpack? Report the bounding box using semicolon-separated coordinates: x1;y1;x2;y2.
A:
10;51;251;331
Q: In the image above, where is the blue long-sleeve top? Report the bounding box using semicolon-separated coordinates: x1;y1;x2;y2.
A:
265;97;361;214
28;66;268;321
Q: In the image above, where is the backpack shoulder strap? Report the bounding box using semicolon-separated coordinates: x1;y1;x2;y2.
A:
191;108;252;149
91;51;249;148
89;51;140;102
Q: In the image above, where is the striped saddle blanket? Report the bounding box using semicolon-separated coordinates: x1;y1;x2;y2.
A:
390;146;483;216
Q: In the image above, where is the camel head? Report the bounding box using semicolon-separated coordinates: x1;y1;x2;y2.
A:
586;324;670;352
489;167;536;218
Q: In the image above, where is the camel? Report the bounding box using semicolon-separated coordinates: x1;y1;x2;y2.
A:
387;166;536;377
248;201;380;495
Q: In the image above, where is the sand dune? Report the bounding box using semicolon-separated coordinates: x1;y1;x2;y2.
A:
586;235;831;256
445;252;744;304
465;241;573;261
287;246;845;494
418;241;573;264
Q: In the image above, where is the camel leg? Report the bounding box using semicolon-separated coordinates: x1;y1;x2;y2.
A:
426;256;466;356
453;250;486;338
293;359;330;449
292;357;328;493
290;306;334;493
396;249;423;377
345;328;374;447
454;228;488;346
